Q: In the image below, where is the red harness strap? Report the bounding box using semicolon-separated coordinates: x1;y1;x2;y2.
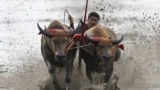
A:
65;42;75;55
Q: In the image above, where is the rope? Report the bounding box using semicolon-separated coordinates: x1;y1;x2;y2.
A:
69;41;95;56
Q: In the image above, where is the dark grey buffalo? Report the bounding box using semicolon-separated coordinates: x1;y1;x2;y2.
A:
37;20;76;90
76;25;123;89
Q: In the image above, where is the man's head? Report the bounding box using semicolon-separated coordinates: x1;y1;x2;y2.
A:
87;12;100;28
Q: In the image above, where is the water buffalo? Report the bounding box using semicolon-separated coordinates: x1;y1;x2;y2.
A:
37;20;76;90
74;25;123;89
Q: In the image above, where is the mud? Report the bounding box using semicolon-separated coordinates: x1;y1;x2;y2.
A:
0;0;160;90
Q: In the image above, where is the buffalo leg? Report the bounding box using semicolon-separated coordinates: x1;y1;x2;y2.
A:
65;59;75;90
78;41;83;69
78;48;82;69
65;61;72;90
104;63;113;89
47;62;61;90
65;49;76;90
86;66;93;85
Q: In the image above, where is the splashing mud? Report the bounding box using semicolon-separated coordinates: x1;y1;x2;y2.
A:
0;0;160;90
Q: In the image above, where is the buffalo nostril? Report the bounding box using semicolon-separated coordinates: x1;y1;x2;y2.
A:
55;55;66;62
56;55;65;59
103;56;111;61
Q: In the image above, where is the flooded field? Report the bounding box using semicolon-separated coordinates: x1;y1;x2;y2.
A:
0;0;160;90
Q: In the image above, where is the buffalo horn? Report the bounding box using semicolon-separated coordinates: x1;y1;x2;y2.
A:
37;23;53;37
112;35;124;45
66;19;84;36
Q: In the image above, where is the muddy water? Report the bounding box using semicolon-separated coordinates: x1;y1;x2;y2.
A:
0;0;160;90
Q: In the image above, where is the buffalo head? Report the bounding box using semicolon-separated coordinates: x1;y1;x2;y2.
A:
86;34;124;61
37;23;74;62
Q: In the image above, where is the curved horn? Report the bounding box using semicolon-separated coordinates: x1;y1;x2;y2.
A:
79;18;84;25
65;19;84;36
112;35;124;45
37;23;53;37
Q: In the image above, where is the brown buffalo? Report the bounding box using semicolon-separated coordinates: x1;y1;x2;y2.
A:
76;25;123;89
37;20;76;90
